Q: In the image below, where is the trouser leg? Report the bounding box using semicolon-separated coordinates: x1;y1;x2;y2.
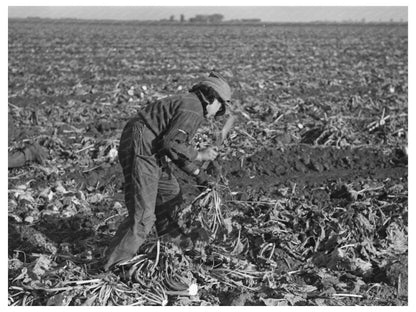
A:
104;120;159;270
154;169;183;237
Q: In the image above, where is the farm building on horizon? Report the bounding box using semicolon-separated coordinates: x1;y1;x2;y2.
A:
188;14;224;23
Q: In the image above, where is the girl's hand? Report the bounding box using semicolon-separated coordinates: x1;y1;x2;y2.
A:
196;147;218;161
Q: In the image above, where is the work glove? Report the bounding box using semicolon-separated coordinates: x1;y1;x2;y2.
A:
205;160;221;177
195;171;215;188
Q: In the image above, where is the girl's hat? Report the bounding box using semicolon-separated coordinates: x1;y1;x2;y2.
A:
199;71;232;104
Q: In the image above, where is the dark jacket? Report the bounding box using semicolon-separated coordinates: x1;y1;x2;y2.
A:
138;93;204;175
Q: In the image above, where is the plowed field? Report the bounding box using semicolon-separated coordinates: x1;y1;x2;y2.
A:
8;19;408;306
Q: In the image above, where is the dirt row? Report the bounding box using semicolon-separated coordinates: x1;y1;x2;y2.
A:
73;143;408;205
176;144;407;202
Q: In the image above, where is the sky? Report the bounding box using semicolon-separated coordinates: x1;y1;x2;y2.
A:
7;3;409;23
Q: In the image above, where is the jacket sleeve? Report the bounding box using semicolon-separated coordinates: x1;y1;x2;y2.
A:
159;109;203;175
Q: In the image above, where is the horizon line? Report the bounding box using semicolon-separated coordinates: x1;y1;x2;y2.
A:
8;16;408;24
